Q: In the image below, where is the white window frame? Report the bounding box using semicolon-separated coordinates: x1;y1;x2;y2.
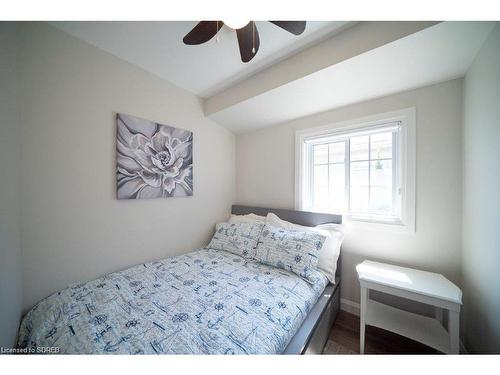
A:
295;108;416;233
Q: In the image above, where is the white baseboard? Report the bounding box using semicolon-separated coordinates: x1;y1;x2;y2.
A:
340;298;360;316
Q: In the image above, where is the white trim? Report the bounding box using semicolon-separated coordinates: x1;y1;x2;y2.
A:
295;107;416;233
340;298;360;316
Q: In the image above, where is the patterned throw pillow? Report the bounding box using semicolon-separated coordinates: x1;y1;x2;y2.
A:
207;222;264;259
254;224;326;283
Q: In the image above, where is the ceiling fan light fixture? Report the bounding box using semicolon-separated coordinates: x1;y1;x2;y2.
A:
183;21;306;63
223;20;250;30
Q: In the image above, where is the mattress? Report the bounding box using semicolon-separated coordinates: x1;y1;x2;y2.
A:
17;248;327;354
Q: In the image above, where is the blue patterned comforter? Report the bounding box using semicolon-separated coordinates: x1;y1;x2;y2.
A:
17;248;327;354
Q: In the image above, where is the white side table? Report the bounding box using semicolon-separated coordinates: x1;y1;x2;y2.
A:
356;260;462;354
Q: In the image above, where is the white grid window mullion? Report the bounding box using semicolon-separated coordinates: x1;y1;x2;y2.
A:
298;111;414;229
309;144;314;210
305;122;402;218
327;143;331;211
392;131;397;215
345;139;351;212
368;135;372;211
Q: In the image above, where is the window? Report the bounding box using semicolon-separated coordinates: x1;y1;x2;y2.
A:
296;108;416;231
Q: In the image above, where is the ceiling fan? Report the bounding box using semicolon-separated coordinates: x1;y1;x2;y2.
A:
183;21;307;63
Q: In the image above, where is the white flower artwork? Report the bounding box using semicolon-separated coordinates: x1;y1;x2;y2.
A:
116;113;193;199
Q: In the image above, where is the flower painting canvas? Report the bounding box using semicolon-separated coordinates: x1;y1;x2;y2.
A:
116;113;193;199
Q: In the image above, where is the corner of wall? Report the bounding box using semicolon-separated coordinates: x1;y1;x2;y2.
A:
0;21;23;348
460;22;500;353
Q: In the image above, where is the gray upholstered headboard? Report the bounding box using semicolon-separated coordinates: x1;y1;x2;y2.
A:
231;205;342;226
231;205;342;281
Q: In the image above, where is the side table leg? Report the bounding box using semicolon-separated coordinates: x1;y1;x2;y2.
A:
360;286;367;354
434;307;444;326
448;309;460;354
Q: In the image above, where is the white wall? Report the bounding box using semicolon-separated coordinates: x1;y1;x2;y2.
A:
0;23;23;347
16;23;235;312
462;24;500;353
236;79;463;307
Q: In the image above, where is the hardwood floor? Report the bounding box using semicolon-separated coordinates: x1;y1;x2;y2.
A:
324;310;439;354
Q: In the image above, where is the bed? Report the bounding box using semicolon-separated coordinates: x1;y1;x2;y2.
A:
17;205;342;354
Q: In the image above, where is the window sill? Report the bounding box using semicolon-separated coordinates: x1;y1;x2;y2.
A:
305;207;415;233
345;215;415;234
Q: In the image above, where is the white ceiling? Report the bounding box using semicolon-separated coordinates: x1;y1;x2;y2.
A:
50;21;353;98
208;21;495;133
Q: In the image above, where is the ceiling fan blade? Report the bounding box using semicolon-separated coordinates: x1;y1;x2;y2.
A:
236;21;260;63
183;21;223;45
269;21;306;35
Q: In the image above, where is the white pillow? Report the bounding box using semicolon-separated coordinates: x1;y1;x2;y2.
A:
266;212;344;284
228;213;266;224
315;227;343;283
315;222;346;235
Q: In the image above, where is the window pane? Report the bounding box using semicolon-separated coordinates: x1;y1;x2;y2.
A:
305;124;401;221
313;144;328;165
313;165;328;187
350;187;369;212
371;132;393;160
329;164;345;212
313;186;328;209
370;160;393;212
350;161;368;186
350;161;369;211
329;142;345;163
313;164;328;210
350;135;369;161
